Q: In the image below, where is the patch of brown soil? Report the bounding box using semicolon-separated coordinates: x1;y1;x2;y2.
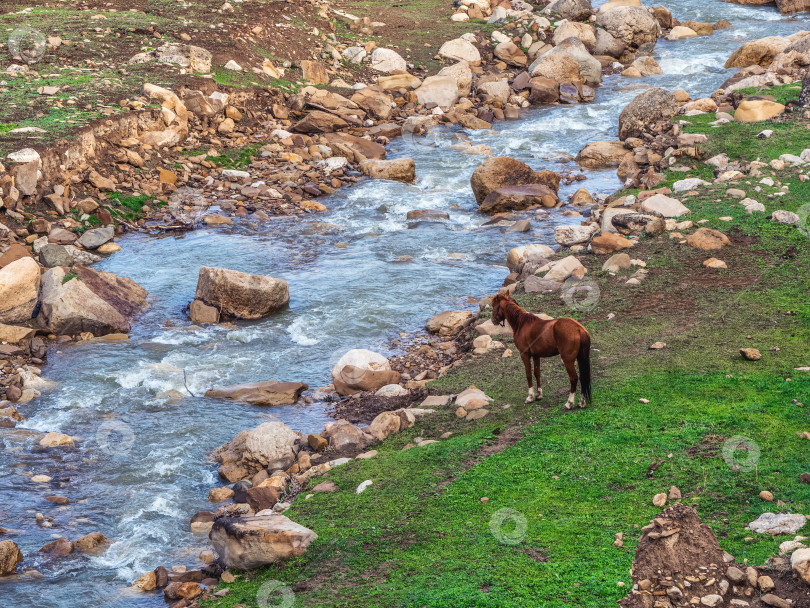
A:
327;387;428;425
620;503;810;608
686;434;726;459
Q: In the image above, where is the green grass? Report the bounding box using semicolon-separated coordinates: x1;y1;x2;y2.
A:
201;92;810;608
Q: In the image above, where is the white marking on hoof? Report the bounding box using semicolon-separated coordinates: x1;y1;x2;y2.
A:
525;387;536;403
578;395;586;409
537;388;543;400
564;392;575;410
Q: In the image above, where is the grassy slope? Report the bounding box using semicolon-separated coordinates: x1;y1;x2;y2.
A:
200;91;810;608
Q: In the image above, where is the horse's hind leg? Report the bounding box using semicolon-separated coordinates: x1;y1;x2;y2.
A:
520;352;536;403
533;357;543;400
562;357;578;410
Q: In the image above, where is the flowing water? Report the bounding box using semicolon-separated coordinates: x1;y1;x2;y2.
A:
0;3;805;606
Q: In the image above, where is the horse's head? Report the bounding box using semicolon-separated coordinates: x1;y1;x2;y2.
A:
491;293;510;327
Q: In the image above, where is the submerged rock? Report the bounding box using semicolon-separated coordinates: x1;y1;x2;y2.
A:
204;381;308;406
194;267;289;320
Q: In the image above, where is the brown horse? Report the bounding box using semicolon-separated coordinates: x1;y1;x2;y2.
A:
491;293;592;409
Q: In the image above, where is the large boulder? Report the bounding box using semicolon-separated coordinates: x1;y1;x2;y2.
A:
0;257;41;324
641;194;691;217
506;244;555;273
734;99;785;122
553;22;597;52
554;224;598;246
725;36;791;68
194;267;288;320
593;28;626;58
350;88;394;121
151;43;212;72
425;310;474;336
370;48;406;73
550;37;602;83
470;157;560;205
0;540;24;575
618;88;679;140
544;0;593;21
747;512;806;535
437;62;473;97
322;419;375;454
477;79;511;104
37;266;147;336
209;515;317;570
529;52;582;83
292;110;349;134
215;421;300;481
576;141;628;168
494;41;528;67
77;226;114;250
204;382;308;407
687;228;730;250
437;38;481;64
331;349;401;396
596;6;661;51
322;132;386;161
415;75;460;110
359;158;416;183
776;0;810;12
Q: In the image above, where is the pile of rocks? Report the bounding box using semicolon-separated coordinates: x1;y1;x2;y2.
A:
620;503;810;608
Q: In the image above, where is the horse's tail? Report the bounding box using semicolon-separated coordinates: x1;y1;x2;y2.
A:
577;329;592;405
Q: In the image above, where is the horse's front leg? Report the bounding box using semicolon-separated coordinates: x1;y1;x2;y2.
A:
533;357;543;401
520;352;536;403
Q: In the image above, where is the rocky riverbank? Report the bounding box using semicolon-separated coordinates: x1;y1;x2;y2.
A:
2;0;810;605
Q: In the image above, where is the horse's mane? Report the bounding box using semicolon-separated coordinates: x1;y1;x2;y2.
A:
501;297;539;329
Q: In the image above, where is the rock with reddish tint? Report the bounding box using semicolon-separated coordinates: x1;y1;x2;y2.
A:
470;157;560;206
39;537;74;557
0;540;24;575
37;266;148;336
